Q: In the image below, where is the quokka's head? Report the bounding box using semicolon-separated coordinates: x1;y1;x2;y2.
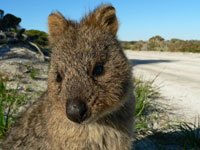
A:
48;4;132;124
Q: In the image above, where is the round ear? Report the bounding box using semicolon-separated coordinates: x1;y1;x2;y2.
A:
48;12;66;40
81;5;118;36
48;12;75;44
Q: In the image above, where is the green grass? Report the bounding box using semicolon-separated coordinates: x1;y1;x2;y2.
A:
135;78;159;117
30;67;39;79
0;79;27;138
134;78;160;134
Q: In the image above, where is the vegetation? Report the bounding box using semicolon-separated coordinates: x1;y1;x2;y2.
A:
134;77;200;149
0;9;21;31
25;29;50;56
134;78;160;134
25;30;48;49
121;35;200;53
0;79;27;138
135;78;158;117
24;29;50;56
30;67;40;79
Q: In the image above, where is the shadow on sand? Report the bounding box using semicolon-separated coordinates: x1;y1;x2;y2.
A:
129;59;177;66
134;128;200;150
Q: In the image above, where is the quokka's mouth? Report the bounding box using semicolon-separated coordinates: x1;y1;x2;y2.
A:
67;111;92;124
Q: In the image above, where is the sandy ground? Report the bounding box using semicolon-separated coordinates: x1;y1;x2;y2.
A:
125;50;200;123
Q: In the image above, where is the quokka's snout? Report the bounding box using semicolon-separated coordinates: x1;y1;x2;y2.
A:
66;98;88;123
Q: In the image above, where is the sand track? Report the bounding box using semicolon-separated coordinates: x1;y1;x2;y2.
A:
125;50;200;123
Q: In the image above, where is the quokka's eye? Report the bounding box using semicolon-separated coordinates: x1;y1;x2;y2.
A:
56;73;62;82
92;63;104;77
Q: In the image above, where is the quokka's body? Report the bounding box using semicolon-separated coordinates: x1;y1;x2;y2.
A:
2;4;135;150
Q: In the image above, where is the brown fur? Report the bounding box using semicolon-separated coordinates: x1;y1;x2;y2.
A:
2;4;135;150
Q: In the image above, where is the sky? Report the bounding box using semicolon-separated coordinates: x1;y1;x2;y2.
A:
1;0;200;41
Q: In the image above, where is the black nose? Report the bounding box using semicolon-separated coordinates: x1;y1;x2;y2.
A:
66;99;87;123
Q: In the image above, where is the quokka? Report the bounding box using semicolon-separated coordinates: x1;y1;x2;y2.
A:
2;4;135;150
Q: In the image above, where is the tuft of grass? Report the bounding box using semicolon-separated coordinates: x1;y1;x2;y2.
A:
0;79;8;138
0;79;27;138
30;68;39;79
134;78;159;117
134;77;160;134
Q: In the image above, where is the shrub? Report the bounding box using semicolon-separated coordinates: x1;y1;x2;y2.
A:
121;36;200;52
25;30;48;48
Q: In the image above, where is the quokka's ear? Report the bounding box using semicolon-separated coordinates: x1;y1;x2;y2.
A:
82;5;118;36
48;12;74;43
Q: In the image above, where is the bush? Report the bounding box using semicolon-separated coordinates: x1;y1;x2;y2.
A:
121;36;200;52
25;30;48;48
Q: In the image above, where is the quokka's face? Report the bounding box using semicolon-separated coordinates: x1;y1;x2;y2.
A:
48;5;132;124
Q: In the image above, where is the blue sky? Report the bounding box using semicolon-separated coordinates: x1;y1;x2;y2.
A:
1;0;200;41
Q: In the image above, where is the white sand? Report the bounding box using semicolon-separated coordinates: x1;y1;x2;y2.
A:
125;50;200;123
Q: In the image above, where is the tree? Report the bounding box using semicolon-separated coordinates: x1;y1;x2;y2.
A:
0;14;21;31
0;10;4;20
149;35;165;43
147;35;166;51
